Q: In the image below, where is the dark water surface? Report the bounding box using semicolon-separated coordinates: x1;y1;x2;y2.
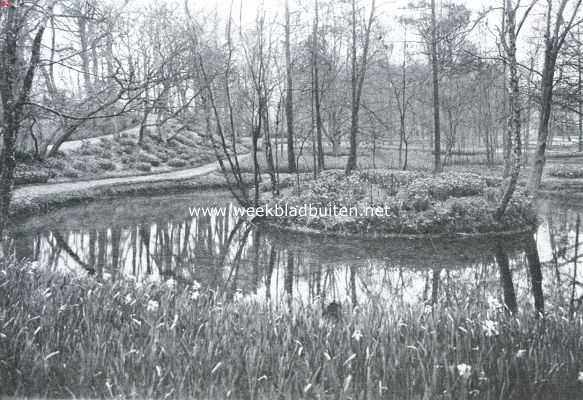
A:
9;192;583;312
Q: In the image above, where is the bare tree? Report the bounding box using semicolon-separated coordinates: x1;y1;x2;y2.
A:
430;0;442;173
496;0;535;219
345;0;376;174
0;2;50;237
313;0;324;172
529;0;582;191
284;0;296;172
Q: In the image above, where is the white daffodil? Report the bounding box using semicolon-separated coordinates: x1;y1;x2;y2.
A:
516;349;528;359
352;329;363;342
482;320;499;337
147;299;159;313
457;363;472;380
165;278;177;291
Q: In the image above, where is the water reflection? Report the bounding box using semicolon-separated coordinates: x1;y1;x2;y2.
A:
9;193;583;314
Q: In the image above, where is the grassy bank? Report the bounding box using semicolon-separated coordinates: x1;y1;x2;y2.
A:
0;259;582;399
9;170;311;220
10;171;231;218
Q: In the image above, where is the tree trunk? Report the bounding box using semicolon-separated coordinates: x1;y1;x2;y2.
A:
345;0;375;175
77;16;93;96
579;28;583;152
0;9;45;238
525;235;544;313
495;242;517;313
345;0;359;174
501;0;512;177
313;0;324;172
284;0;296;173
527;0;582;191
528;53;556;192
430;0;442;173
495;0;522;220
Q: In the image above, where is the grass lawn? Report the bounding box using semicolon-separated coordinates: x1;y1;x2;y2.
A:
1;259;582;399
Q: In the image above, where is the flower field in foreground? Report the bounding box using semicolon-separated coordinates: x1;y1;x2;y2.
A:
1;260;582;399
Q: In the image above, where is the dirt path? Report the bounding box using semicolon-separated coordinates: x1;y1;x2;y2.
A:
13;154;250;203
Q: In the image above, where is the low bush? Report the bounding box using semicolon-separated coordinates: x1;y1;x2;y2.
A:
62;166;80;179
400;172;487;202
119;137;136;147
14;166;49;186
120;155;135;165
178;152;193;161
139;142;152;152
137;152;160;166
135;162;152;172
98;149;113;159
72;160;88;172
44;157;67;171
97;159;116;171
361;170;423;195
548;164;583;179
168;159;187;168
173;133;198;147
99;137;113;147
156;152;169;162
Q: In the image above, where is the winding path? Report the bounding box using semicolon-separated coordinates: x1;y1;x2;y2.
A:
13;154;250;206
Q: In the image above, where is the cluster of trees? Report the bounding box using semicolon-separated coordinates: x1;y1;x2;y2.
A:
1;0;583;236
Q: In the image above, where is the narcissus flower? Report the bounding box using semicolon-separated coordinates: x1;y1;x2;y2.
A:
457;364;472;379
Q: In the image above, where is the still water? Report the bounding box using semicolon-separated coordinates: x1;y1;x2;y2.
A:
9;192;583;313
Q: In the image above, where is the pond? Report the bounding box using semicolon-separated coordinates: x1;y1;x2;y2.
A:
9;191;583;314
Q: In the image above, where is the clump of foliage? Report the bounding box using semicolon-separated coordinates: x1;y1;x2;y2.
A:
269;171;537;236
1;260;582;399
62;166;80;179
12;161;51;185
168;158;188;168
96;159;117;171
137;152;160;166
135;162;152;172
548;164;583;179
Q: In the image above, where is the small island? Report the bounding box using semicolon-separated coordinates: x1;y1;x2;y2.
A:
267;170;538;237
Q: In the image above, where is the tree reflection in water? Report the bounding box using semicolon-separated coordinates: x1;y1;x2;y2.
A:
7;195;582;314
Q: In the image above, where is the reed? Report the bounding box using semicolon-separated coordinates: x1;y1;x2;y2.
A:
1;259;582;399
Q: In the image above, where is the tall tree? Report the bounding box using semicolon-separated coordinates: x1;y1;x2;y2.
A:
495;0;534;219
528;0;582;191
345;0;376;174
578;27;583;152
284;0;296;172
313;0;324;172
430;0;442;173
0;2;50;238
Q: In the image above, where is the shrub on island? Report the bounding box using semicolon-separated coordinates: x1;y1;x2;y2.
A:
266;170;538;236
